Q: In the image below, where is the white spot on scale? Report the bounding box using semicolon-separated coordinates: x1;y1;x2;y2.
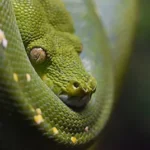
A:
0;29;8;48
26;73;31;82
85;126;89;132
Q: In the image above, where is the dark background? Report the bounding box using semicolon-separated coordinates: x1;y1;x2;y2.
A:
98;1;150;149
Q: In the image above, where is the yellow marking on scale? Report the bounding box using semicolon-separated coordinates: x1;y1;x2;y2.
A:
13;73;18;82
0;29;8;48
26;73;31;82
35;108;42;115
52;127;59;135
34;115;44;125
71;137;77;144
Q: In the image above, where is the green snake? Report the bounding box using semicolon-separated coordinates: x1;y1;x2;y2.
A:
0;0;138;149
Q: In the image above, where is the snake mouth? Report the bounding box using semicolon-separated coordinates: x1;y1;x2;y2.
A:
59;93;92;108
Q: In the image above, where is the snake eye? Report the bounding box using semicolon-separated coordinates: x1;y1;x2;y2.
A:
29;47;46;64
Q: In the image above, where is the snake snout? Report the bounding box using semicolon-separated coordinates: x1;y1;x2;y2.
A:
59;78;97;107
65;80;96;97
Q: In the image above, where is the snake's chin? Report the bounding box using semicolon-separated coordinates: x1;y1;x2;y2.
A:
59;93;92;108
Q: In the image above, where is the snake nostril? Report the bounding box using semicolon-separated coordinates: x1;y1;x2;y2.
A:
73;82;80;88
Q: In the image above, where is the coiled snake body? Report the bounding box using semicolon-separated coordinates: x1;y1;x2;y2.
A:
0;0;137;149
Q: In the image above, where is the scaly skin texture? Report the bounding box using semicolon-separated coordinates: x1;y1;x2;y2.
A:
12;0;96;107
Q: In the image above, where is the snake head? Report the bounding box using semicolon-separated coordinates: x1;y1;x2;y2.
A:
27;30;97;107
